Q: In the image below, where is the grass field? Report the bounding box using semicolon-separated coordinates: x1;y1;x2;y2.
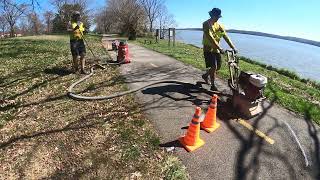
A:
134;38;320;125
0;35;188;179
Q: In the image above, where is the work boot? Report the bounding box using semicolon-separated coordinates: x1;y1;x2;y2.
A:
210;85;218;91
202;74;211;85
80;69;88;75
73;67;79;74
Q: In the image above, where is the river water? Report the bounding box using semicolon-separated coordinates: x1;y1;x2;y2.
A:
175;30;320;82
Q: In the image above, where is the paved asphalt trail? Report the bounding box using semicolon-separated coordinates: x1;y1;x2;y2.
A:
102;37;320;180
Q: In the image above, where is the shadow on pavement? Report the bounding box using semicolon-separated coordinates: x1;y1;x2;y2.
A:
141;76;314;179
159;140;184;149
142;83;209;106
142;81;230;106
304;107;320;179
217;86;307;180
108;59;319;179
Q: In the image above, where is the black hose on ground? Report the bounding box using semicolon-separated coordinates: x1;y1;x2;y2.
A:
68;33;198;101
68;34;217;101
67;63;210;101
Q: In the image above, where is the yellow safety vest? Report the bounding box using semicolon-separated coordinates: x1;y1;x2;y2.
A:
202;21;226;53
70;21;85;40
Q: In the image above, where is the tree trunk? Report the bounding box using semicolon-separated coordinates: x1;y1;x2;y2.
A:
34;22;39;35
128;30;137;40
149;20;153;32
47;20;50;33
10;26;15;37
159;22;161;37
128;25;137;40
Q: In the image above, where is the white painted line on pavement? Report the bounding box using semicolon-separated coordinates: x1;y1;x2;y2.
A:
150;63;158;67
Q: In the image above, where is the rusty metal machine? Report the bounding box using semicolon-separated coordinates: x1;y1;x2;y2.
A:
226;50;268;118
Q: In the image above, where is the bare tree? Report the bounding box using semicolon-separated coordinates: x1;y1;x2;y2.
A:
51;0;92;33
106;0;147;39
29;0;40;11
158;5;175;29
94;9;105;33
51;0;90;17
28;12;43;35
0;14;8;35
44;10;54;33
156;5;176;39
50;0;68;12
18;16;28;35
1;0;40;13
94;0;174;38
95;8;112;34
139;0;164;32
0;0;27;37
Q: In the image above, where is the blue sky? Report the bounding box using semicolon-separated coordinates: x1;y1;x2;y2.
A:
166;0;320;41
34;0;320;41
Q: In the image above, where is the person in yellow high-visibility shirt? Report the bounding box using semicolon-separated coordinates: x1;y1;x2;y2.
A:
202;8;238;91
67;11;87;74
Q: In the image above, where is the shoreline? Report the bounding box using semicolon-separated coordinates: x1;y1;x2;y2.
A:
177;40;320;86
176;29;320;48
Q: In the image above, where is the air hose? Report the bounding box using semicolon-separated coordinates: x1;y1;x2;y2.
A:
68;33;205;100
67;63;202;101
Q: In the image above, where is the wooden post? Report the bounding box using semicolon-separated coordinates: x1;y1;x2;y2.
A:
168;28;171;47
156;29;159;43
173;28;176;47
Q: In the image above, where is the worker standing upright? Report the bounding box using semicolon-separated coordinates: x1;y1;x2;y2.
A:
67;11;87;74
202;8;238;91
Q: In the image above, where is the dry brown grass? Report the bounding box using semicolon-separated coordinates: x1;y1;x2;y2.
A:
0;35;188;179
18;35;68;41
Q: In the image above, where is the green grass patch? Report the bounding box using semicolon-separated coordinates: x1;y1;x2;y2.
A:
131;119;146;127
123;146;141;160
162;156;189;180
134;38;320;125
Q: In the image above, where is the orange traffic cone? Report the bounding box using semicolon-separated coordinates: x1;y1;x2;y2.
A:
201;94;220;133
179;107;205;152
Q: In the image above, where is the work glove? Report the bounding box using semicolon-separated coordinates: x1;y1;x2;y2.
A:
73;25;80;31
233;48;239;54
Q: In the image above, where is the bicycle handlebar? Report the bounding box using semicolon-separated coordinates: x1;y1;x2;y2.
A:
225;49;237;53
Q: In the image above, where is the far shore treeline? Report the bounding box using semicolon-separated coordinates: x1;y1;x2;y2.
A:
177;28;320;48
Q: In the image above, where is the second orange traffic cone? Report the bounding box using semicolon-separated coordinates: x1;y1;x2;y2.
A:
179;107;205;152
201;94;220;133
